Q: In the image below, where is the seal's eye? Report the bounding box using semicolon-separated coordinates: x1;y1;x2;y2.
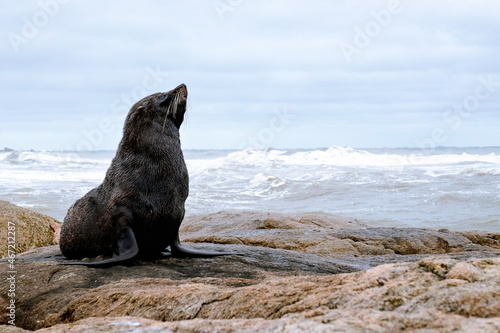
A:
158;94;171;107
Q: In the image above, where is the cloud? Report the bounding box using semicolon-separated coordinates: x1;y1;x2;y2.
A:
1;0;499;150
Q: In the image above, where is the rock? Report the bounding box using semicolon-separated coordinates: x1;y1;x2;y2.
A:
1;243;360;330
181;212;369;257
446;261;482;282
1;208;500;332
459;231;500;249
5;257;500;332
0;200;61;258
0;325;28;333
182;211;499;257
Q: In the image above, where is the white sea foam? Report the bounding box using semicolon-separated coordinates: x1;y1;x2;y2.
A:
1;147;499;231
219;147;500;168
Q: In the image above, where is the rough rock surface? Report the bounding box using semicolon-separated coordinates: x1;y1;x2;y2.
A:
181;211;500;257
1;209;499;332
0;200;60;258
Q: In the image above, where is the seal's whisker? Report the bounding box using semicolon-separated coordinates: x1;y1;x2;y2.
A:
162;92;181;132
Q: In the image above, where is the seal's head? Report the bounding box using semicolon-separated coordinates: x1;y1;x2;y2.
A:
126;83;187;129
122;84;188;148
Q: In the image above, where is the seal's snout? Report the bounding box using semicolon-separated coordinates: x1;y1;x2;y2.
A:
158;84;188;130
175;83;188;100
175;83;187;91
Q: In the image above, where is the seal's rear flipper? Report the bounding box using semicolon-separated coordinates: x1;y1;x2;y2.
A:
61;226;139;267
169;236;241;258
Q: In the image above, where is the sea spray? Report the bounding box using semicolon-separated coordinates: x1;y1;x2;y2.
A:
1;147;499;231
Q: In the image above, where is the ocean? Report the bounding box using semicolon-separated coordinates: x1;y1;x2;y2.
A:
0;147;499;232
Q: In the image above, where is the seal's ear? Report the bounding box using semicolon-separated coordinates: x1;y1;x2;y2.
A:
128;105;145;123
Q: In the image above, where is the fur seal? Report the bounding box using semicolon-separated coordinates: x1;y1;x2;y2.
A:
60;84;233;267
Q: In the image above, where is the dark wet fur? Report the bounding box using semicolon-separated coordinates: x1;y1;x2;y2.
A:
59;84;235;267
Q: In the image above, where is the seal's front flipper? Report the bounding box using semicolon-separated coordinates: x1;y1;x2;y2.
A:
169;236;240;258
61;226;139;267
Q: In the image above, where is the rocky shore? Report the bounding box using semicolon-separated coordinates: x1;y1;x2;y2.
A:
1;203;499;332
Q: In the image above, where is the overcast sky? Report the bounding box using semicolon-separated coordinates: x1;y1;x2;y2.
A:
1;0;499;151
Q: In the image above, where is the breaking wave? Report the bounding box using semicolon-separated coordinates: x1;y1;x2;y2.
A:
1;147;499;231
